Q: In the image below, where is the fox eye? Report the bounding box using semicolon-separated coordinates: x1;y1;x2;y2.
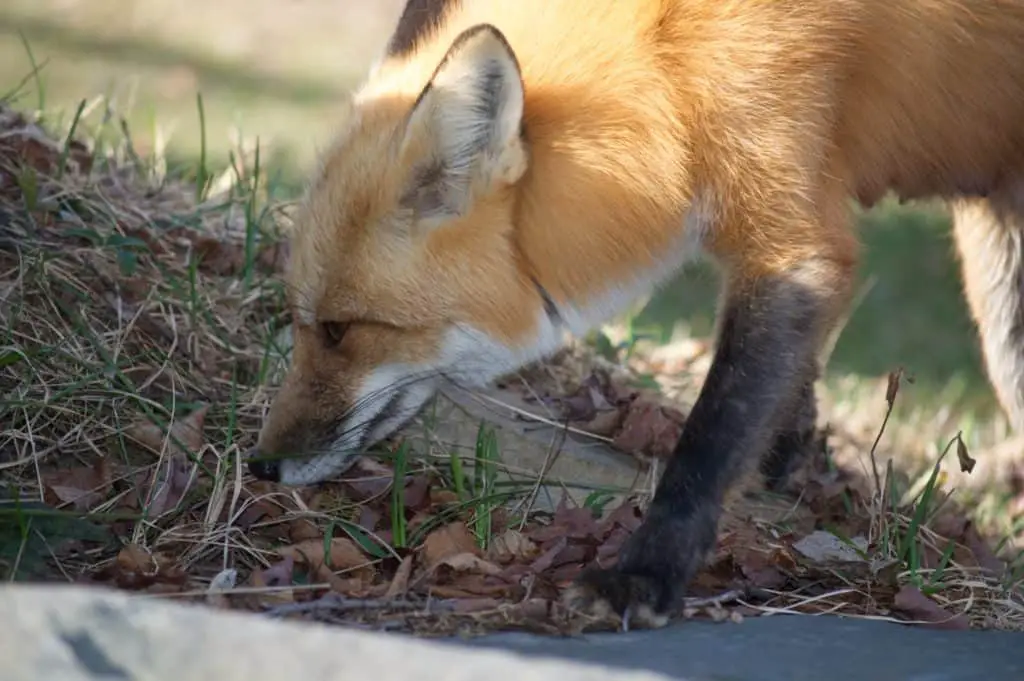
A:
320;321;350;347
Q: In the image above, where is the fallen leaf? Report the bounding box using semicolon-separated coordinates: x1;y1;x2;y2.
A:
733;548;789;590
127;403;210;459
580;408;626;438
384;554;414;599
438;552;504;576
116;543;157;576
357;506;382;532
792;531;868;564
595;526;631;564
548;562;585;585
429;488;460;507
612;397;686;460
422;521;480;568
42;458;112;511
287;518;321;543
597;501;643;534
109;543;187;590
488;529;539;563
404;475;432;512
528;496;601;543
341;462;394;502
277;536;370;573
254;557;295;588
145;454;194;517
529;536;569;573
893;585;970;630
249;556;295;606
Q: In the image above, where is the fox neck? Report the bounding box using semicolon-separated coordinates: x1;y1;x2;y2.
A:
507;97;708;353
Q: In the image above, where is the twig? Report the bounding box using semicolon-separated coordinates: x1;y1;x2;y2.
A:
869;368;903;497
682;589;745;609
264;594;450;619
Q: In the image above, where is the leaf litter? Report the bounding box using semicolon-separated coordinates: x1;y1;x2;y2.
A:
0;99;1022;638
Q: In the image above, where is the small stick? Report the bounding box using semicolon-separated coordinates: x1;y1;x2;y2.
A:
264;594;449;619
682;589;745;609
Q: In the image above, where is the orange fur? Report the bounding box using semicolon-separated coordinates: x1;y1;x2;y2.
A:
253;0;1024;487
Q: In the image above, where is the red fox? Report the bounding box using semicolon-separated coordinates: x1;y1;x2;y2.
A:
248;0;1024;627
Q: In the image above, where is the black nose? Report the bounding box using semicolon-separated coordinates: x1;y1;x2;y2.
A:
247;451;280;482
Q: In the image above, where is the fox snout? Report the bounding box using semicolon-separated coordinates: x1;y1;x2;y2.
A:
246;363;440;485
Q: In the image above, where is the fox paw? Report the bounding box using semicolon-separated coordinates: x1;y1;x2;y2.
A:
563;505;720;631
562;566;673;631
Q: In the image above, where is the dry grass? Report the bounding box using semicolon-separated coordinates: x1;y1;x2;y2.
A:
1;92;1023;638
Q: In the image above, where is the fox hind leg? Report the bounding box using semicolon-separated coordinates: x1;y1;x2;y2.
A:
952;187;1024;432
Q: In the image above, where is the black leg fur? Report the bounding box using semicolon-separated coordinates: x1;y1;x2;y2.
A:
566;266;838;626
759;374;821;491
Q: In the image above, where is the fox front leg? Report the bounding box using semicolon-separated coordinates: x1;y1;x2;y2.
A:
565;255;853;628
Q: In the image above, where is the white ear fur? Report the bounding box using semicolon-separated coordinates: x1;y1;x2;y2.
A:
400;24;527;221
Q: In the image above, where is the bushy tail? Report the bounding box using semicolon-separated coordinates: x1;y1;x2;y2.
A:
952;193;1024;431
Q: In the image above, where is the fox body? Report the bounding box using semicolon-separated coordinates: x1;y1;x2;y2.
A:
250;0;1024;625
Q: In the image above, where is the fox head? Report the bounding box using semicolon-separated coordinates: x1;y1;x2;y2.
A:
247;25;564;485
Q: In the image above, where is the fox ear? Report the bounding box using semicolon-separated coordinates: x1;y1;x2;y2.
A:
400;24;527;222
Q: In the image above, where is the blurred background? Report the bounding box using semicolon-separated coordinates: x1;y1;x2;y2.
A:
0;0;1002;431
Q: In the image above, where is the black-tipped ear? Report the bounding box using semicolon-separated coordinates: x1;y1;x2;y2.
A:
400;24;527;222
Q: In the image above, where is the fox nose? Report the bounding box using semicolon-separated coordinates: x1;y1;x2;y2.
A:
246;449;280;482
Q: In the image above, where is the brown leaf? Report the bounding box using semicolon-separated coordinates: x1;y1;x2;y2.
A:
127;403;210;459
955;435;976;474
548;563;585;585
249;556;295;606
255;557;295;587
529;536;568;573
116;543;158;575
429;488;460;508
42;458;112;511
277;537;370;573
528;496;601;543
384;554;414;599
287;518;321;543
351;506;378;533
734;548;789;589
404;475;431;512
110;543;187;590
580;408;626;438
191;235;247;276
422;521;480;568
488;529;539;563
145;454;194;517
612;398;686;460
596;525;631;564
340;459;394;502
893;585;970;630
232;499;279;531
439;552;504;576
885;369;903;406
597;501;643;534
792;531;868;564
